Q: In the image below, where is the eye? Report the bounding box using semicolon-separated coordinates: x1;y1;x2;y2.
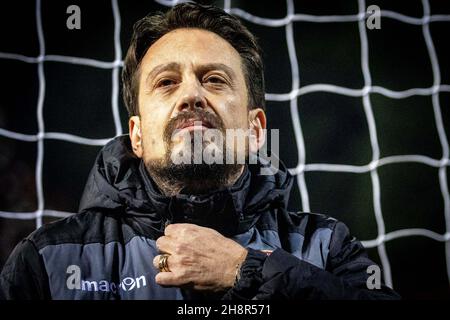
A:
156;78;177;88
204;76;226;84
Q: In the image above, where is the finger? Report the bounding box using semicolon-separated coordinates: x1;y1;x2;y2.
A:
155;271;185;287
152;254;172;271
152;255;160;270
164;223;176;236
155;236;175;253
164;223;194;236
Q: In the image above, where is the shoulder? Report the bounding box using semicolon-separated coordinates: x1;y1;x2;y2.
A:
27;211;121;251
284;210;357;247
277;210;340;234
259;210;348;269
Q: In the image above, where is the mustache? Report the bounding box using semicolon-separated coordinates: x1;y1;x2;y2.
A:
163;110;225;144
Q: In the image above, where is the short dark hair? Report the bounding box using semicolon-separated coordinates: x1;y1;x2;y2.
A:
122;2;265;117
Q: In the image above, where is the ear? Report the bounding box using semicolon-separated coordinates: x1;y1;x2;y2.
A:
129;116;143;158
248;108;266;154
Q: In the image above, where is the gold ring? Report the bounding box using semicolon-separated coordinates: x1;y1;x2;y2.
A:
158;254;171;272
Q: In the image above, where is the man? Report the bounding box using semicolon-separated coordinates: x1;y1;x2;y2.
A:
0;3;399;300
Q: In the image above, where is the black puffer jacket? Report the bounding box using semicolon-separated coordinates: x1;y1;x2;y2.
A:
0;135;400;300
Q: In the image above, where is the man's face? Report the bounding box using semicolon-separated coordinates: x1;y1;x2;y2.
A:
130;28;255;192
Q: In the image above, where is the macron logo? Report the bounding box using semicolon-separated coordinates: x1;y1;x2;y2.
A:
66;265;147;293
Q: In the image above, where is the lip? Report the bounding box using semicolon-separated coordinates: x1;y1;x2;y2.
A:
177;119;213;130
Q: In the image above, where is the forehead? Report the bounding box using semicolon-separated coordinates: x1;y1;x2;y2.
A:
140;28;243;73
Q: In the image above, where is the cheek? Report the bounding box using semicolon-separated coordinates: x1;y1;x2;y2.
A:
140;115;167;160
218;95;248;129
138;91;176;156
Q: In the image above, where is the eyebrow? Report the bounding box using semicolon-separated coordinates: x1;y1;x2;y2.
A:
145;62;181;85
195;63;237;80
145;62;237;85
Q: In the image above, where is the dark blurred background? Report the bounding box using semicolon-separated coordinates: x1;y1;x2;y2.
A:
0;0;449;299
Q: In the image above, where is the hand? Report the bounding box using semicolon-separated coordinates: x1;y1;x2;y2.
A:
152;223;248;292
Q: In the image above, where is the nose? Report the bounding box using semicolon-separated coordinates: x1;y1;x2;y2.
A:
175;79;207;112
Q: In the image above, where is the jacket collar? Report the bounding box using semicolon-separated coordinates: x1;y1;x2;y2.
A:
79;135;293;237
138;160;252;236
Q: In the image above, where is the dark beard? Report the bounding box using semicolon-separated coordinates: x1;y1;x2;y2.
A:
144;110;245;195
147;160;243;195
